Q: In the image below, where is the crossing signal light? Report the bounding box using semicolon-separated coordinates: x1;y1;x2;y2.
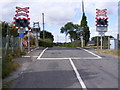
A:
15;19;29;27
96;18;108;26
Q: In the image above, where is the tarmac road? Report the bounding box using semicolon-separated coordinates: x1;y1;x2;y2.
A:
10;47;118;89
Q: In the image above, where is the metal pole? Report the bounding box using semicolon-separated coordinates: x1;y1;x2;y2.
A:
11;36;14;53
97;36;99;49
5;35;9;56
108;36;110;49
20;37;23;52
101;34;103;50
81;36;83;47
35;29;38;48
42;13;45;39
36;29;38;47
116;34;119;49
28;29;30;52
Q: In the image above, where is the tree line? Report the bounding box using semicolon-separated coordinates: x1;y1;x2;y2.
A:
60;13;90;45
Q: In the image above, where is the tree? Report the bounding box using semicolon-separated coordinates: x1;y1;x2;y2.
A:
2;22;9;37
80;13;90;45
40;31;54;41
60;22;78;42
9;24;18;37
2;22;18;37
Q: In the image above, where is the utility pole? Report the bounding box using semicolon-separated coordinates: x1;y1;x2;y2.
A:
42;13;45;39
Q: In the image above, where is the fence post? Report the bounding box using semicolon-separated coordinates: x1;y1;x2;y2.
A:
11;36;14;53
5;35;9;56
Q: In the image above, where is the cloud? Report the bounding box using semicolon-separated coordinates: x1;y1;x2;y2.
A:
28;2;82;27
0;0;118;42
1;1;118;24
53;32;71;43
84;1;118;17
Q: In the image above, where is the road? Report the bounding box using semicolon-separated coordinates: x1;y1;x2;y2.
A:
10;47;118;89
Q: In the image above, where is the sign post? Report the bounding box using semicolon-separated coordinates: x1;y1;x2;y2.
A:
13;6;30;52
96;9;108;50
77;27;84;47
28;28;30;52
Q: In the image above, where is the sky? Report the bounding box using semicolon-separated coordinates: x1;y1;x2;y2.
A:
0;0;119;42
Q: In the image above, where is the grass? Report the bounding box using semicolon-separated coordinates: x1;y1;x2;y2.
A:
2;80;15;90
2;49;25;79
97;49;120;58
2;60;20;79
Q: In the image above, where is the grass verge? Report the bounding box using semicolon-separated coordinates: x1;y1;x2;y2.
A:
97;49;120;58
2;80;15;90
2;49;25;79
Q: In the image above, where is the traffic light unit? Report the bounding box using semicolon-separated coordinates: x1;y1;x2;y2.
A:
96;18;108;26
13;17;30;29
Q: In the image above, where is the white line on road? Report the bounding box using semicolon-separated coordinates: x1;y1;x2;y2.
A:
38;58;69;60
83;49;102;59
22;56;39;58
37;47;48;59
37;57;101;60
69;58;87;90
22;56;31;58
72;57;101;59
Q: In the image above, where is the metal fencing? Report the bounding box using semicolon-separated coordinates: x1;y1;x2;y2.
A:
2;36;21;57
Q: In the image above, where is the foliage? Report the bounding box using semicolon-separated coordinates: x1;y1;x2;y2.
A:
24;33;35;46
60;19;90;45
97;49;120;58
2;22;18;37
56;41;81;47
2;49;26;79
38;39;53;47
80;13;90;45
9;24;18;37
2;80;15;89
40;31;54;41
2;51;20;79
60;22;80;42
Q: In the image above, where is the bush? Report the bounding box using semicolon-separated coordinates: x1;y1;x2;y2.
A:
2;49;26;79
2;53;20;79
38;39;53;47
59;41;81;47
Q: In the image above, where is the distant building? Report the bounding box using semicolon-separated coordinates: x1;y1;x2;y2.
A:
110;38;117;50
87;41;95;46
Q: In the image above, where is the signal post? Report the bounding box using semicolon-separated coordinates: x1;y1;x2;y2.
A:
96;9;108;50
13;7;30;52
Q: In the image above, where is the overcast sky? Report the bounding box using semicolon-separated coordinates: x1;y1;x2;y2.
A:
0;0;119;42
